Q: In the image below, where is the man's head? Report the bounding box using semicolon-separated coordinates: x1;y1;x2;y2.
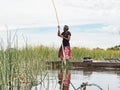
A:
63;25;69;32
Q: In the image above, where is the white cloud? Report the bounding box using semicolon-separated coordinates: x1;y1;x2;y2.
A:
0;0;120;27
56;0;120;25
0;0;55;25
102;25;120;33
61;0;120;10
0;0;120;49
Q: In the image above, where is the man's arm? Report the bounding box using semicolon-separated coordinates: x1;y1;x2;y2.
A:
57;26;71;40
65;35;71;41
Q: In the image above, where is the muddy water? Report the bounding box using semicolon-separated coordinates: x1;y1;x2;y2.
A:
31;68;120;90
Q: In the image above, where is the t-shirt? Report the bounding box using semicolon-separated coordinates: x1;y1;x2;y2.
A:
61;31;71;46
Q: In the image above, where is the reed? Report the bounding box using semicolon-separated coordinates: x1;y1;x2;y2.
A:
18;46;120;62
72;47;120;61
0;31;49;90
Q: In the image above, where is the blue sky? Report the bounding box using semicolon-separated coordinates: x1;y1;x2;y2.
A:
0;0;120;49
0;24;119;49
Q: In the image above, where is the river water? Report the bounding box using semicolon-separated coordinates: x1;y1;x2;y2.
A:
31;68;120;90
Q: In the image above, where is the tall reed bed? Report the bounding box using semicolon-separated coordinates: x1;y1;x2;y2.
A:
0;32;51;90
72;47;120;60
19;46;120;62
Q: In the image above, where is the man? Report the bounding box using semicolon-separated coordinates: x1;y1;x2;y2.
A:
57;25;72;65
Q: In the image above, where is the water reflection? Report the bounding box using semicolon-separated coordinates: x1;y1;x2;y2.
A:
82;68;93;77
31;67;120;90
58;66;71;90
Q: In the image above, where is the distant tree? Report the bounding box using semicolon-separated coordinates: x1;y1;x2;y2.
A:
107;45;120;50
93;47;104;51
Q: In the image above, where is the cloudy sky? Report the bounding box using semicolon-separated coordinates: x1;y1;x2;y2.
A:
0;0;120;49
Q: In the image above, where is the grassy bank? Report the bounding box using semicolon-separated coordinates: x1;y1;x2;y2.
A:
28;46;120;61
11;45;120;61
72;47;120;60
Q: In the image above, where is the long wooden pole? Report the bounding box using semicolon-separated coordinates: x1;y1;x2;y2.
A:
51;1;66;90
51;0;66;63
51;0;60;25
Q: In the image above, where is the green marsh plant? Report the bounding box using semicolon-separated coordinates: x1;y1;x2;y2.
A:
0;31;49;90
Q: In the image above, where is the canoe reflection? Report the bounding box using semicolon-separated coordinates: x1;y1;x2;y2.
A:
58;67;71;90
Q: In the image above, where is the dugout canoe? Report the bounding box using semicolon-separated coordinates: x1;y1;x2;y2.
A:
46;60;120;68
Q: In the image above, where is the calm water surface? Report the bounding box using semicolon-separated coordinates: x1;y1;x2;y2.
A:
31;68;120;90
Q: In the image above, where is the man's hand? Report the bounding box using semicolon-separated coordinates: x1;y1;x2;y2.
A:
58;25;61;36
58;25;60;29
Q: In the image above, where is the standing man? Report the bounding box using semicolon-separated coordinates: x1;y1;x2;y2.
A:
57;25;72;65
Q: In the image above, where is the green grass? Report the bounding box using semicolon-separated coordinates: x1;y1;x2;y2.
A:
17;45;120;61
0;32;50;90
72;47;120;61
